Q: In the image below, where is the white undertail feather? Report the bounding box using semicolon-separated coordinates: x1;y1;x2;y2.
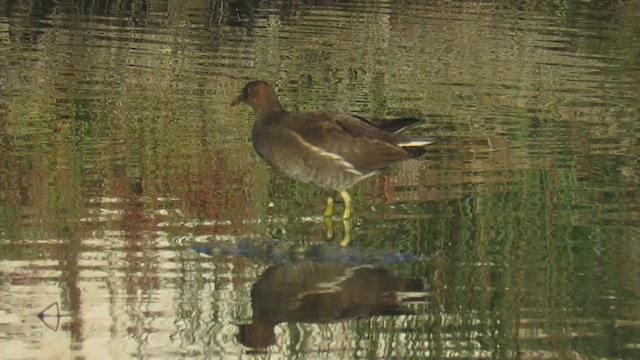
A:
397;138;437;147
395;291;429;302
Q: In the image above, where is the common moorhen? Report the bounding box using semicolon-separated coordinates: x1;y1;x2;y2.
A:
231;80;436;219
237;260;426;349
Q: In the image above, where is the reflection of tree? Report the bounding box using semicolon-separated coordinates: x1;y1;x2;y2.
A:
238;261;425;349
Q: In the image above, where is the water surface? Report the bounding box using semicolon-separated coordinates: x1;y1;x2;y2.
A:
1;0;639;359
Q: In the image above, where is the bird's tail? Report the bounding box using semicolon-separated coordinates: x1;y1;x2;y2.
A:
397;137;438;147
398;137;437;158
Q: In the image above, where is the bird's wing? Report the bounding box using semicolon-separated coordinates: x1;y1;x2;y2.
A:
350;115;421;134
279;112;413;173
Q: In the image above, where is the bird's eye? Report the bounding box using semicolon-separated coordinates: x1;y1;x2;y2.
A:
243;87;250;98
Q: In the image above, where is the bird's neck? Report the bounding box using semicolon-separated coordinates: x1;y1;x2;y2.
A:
254;104;286;123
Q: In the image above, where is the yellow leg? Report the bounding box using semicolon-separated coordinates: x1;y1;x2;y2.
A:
325;215;334;240
324;196;334;218
340;191;352;220
340;219;352;246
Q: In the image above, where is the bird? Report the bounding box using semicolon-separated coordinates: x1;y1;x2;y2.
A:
231;80;436;220
237;260;425;349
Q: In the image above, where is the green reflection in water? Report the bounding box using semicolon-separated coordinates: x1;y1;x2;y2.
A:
0;0;639;359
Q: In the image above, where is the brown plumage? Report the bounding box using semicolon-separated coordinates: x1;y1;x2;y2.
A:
237;261;426;349
231;80;436;219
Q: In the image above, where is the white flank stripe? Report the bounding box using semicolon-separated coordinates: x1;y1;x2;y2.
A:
296;265;374;298
291;132;363;176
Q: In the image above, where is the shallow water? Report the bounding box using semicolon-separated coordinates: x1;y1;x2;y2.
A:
1;0;639;359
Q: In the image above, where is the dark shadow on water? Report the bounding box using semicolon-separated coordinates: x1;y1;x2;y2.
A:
238;260;426;350
193;241;427;352
192;239;421;265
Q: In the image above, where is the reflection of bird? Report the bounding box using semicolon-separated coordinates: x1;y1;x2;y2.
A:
231;81;436;219
237;261;426;350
